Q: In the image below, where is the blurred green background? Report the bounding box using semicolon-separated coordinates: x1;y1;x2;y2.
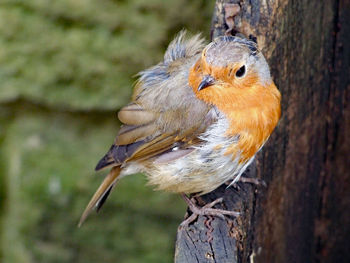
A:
0;1;214;262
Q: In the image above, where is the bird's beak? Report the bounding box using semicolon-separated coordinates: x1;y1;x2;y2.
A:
198;75;215;91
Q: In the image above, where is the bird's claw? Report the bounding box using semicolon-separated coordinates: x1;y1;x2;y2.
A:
179;194;239;228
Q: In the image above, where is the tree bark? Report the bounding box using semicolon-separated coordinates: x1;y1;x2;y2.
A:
175;0;350;262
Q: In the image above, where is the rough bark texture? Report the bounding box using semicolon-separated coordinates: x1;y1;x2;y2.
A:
175;165;257;263
175;0;350;262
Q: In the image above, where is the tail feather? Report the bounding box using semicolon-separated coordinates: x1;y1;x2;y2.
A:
96;183;114;212
78;166;121;227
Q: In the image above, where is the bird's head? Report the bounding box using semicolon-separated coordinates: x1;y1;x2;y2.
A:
189;36;278;109
189;36;281;159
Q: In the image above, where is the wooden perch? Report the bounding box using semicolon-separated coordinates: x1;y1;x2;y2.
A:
175;0;350;262
175;164;258;263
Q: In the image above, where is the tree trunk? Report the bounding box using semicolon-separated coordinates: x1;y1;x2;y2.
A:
175;0;350;262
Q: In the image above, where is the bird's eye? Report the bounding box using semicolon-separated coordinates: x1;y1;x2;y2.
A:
235;65;246;78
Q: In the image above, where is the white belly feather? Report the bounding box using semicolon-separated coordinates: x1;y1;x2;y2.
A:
121;115;254;194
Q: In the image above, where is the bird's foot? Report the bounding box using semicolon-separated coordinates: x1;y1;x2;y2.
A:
180;194;239;228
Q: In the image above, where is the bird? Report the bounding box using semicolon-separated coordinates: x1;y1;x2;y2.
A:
79;31;281;226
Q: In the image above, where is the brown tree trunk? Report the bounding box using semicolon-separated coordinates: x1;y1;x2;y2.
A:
175;0;350;262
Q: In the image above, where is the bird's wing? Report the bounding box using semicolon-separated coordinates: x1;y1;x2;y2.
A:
80;32;211;225
95;99;215;170
82;98;215;225
95;31;211;171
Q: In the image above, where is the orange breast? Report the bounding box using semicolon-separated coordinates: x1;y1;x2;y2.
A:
222;83;281;162
189;58;281;163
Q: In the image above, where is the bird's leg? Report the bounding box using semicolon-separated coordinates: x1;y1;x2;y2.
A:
238;177;266;187
226;177;267;188
180;194;239;227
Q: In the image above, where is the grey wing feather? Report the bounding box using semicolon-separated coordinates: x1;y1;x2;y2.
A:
96;31;209;171
163;30;205;63
136;31;205;95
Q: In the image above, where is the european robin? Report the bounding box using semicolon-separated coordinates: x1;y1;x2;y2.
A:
79;31;281;226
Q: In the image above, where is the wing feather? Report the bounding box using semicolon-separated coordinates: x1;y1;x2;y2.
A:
118;103;156;125
95;31;212;176
81;32;214;225
116;123;157;145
